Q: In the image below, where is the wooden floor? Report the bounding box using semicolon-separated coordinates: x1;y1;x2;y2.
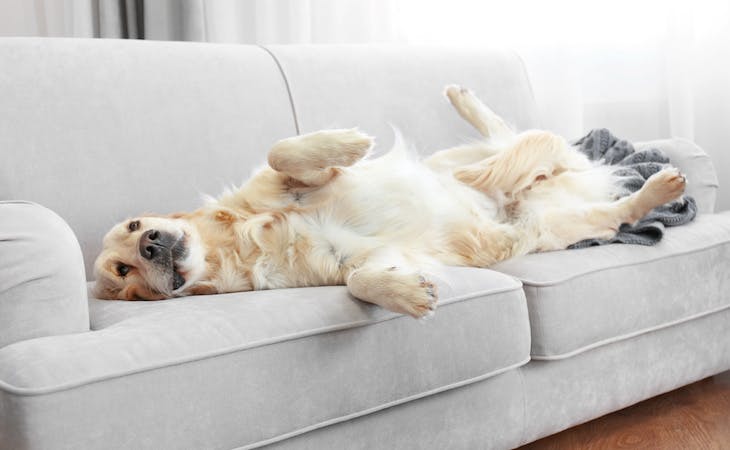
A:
520;371;730;450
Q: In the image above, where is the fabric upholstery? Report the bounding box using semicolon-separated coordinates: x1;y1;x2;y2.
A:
258;307;730;449
0;267;529;449
493;211;730;359
0;38;298;279
265;45;539;154
0;201;89;349
519;307;730;445
266;370;526;450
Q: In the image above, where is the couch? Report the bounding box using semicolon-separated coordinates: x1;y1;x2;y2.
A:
1;38;728;450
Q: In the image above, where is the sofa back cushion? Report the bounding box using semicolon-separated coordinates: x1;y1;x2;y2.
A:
267;45;539;152
0;38;297;278
0;39;538;279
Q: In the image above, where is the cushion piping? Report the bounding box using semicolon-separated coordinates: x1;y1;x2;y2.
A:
513;237;730;287
531;302;730;360
235;356;531;450
0;282;522;395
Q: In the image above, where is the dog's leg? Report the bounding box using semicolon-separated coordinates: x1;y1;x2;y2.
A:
426;86;515;172
268;128;373;186
537;168;687;250
444;85;516;141
226;130;370;212
453;130;589;200
424;143;498;173
444;221;524;266
345;248;438;319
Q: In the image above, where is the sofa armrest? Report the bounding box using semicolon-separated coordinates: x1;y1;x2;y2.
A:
0;201;89;348
635;138;719;214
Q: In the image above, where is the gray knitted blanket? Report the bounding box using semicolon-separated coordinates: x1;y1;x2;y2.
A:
568;129;697;248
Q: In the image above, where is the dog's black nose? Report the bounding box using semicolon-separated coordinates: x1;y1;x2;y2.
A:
140;229;162;260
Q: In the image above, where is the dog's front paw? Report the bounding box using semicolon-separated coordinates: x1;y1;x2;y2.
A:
306;128;374;166
317;128;374;166
269;128;373;174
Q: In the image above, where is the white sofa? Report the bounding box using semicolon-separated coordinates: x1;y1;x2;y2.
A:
1;38;728;450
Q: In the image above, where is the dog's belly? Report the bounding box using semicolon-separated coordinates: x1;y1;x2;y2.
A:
292;155;500;270
347;155;494;229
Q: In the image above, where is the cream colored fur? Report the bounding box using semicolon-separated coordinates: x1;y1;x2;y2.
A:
94;85;686;318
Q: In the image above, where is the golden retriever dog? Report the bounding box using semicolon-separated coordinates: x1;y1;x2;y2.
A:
94;86;686;318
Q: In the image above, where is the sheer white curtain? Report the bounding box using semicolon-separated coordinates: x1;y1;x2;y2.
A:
2;0;403;42
3;0;729;209
396;0;730;211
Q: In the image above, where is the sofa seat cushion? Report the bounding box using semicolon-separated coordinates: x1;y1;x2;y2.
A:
493;211;730;360
0;266;529;449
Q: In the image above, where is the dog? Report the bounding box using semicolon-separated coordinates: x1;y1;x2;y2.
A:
93;86;686;318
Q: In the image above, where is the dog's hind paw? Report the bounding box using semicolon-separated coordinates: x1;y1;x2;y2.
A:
640;167;687;208
444;84;471;107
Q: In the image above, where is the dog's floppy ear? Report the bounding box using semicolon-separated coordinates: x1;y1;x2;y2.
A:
93;275;122;300
188;282;219;296
118;283;167;301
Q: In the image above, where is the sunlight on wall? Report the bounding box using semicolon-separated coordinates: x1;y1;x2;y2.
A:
396;0;728;47
397;0;667;46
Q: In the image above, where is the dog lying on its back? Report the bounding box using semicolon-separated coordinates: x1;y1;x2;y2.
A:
94;86;686;318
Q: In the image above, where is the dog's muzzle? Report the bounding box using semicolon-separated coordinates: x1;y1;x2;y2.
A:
138;229;188;290
139;229;177;262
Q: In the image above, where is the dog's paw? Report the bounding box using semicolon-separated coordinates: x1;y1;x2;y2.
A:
413;274;439;319
640;167;686;207
348;268;439;320
269;128;373;173
382;271;439;319
444;84;471;107
320;128;374;165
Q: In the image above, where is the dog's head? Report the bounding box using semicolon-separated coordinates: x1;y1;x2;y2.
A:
93;215;207;300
